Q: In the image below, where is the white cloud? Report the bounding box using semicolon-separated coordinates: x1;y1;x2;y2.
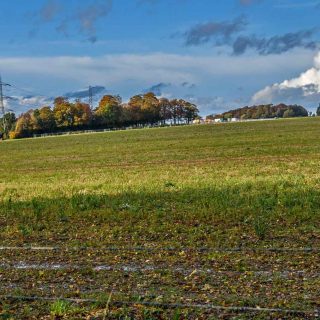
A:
0;49;316;113
0;50;313;84
185;96;226;115
252;52;320;106
18;96;51;106
5;95;52;115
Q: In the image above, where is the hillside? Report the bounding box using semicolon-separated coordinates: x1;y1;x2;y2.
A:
207;103;309;120
0;118;319;318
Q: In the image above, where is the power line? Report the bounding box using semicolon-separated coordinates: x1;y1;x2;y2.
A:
8;83;47;98
5;83;53;112
0;74;11;114
1;80;101;117
0;74;12;133
89;85;93;110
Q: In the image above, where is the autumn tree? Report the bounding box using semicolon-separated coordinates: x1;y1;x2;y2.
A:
11;112;33;138
283;109;295;118
126;95;144;125
183;101;199;123
95;95;122;127
30;109;42;132
159;98;172;125
53;97;76;129
168;99;198;124
74;101;92;127
169;99;179;125
0;112;16;137
9;93;198;138
38;106;56;132
141;92;160;124
207;104;308;121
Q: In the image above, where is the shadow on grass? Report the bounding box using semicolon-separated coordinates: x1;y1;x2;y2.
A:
1;180;319;242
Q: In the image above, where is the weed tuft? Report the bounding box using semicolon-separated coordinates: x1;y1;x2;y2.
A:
253;214;270;240
50;300;71;317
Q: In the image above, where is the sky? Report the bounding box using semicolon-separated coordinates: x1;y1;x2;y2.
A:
1;0;320;115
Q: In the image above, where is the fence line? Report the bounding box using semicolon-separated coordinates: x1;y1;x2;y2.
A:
33;127;122;138
30;119;283;139
31;123;187;139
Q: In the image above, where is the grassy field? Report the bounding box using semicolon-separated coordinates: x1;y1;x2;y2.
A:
0;118;319;319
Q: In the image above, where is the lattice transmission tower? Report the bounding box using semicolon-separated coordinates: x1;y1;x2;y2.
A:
89;86;93;110
0;75;11;133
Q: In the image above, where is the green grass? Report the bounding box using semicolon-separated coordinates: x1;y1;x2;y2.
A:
0;118;319;318
50;300;71;317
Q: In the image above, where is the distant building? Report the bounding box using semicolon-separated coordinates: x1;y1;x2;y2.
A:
205;118;214;124
193;118;205;124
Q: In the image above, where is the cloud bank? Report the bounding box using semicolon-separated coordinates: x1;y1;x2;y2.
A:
64;86;106;99
183;16;318;55
233;30;317;55
184;16;247;46
252;51;320;105
0;50;314;113
31;0;113;43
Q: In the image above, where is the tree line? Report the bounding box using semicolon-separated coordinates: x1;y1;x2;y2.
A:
4;92;199;139
207;104;309;121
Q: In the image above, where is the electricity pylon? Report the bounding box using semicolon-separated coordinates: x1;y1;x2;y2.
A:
0;75;11;134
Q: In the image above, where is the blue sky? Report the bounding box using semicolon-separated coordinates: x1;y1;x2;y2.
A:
1;0;320;115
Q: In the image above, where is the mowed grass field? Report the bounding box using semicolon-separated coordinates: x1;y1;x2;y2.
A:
0;118;319;319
